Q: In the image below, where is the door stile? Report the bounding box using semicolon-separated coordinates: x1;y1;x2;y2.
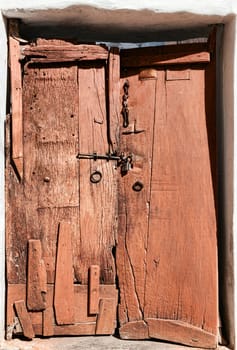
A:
117;69;158;337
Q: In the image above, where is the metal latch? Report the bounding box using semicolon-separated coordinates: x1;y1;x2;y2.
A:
76;152;133;176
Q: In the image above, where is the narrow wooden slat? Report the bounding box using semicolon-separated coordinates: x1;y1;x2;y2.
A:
54;221;74;325
27;239;47;311
9;21;23;179
33;323;96;336
89;265;100;314
147;318;217;349
22;43;108;63
119;320;149;339
43;307;54;337
95;298;116;335
108;47;120;152
14;300;35;339
53;323;96;336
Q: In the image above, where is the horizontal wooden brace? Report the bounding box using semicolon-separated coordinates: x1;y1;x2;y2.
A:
22;44;109;63
121;43;210;68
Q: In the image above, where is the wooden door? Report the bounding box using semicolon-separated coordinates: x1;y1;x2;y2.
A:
6;27;218;348
116;44;218;348
6;38;119;338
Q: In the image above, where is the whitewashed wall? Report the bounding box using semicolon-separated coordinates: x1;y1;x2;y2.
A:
0;0;237;348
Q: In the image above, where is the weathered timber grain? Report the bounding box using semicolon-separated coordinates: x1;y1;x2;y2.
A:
54;222;74;325
95;298;117;335
22;42;108;63
14;300;35;339
8;284;117;336
89;265;100;315
118;47;218;348
121;43;210;68
119;320;149;340
117;70;157;326
27;239;47;311
78;64;117;285
9;21;23;179
147;319;217;349
23;63;80;283
144;68;218;336
43;307;54;336
108;47;120;152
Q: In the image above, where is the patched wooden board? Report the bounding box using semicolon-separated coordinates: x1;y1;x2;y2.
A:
7;284;118;336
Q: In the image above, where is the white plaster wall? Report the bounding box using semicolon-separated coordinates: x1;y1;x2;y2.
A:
0;0;236;15
0;13;7;342
0;0;237;348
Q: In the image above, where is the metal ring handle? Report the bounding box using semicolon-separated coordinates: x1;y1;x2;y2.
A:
90;171;102;184
132;181;144;192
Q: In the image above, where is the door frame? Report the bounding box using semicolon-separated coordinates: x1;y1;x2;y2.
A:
0;7;236;348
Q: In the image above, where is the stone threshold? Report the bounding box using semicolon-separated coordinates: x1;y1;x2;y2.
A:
0;336;231;350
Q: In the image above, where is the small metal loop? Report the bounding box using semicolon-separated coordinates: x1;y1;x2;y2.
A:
132;181;144;192
90;171;102;184
122;80;130;128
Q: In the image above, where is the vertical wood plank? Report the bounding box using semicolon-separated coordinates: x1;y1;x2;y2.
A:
95;298;116;335
144;68;218;335
89;265;100;314
9;20;23;179
27;239;47;311
108;47;120;152
54;221;74;325
43;307;54;337
117;69;157;328
78;64;117;285
14;300;35;339
22;63;79;283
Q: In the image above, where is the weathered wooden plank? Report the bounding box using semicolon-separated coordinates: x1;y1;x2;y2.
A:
22;43;108;62
22;63;80;283
121;51;210;67
14;300;35;339
119;320;149;340
27;239;47;311
5;114;33;284
8;284;118;336
9;21;23;179
89;265;100;314
53;323;96;336
78;64;117;284
147;319;217;349
54;221;74;325
33;323;96;336
108;47;120;152
117;70;157;328
43;307;54;337
7;284;117;326
121;43;210;68
144;68;218;335
96;298;117;335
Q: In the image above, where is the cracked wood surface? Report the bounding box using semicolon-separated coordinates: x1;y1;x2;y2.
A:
6;41;118;337
6;40;217;346
117;63;218;348
117;70;157;325
9;21;23;179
